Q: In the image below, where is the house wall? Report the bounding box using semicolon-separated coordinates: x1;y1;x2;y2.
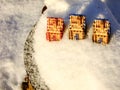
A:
46;32;63;41
92;20;110;44
69;15;86;40
46;17;64;41
92;33;109;44
69;30;85;40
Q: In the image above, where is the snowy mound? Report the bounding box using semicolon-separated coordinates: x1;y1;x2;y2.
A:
0;0;43;90
34;0;120;90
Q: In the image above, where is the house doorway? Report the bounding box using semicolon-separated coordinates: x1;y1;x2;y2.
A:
74;34;79;40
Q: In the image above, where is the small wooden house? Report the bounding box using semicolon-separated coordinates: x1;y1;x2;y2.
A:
92;19;110;44
46;17;64;41
69;15;86;40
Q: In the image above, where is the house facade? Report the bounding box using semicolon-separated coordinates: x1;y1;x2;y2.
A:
92;19;110;44
69;15;86;40
46;17;64;41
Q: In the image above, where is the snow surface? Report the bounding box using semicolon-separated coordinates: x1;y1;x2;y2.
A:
0;0;120;90
34;0;120;90
0;0;43;90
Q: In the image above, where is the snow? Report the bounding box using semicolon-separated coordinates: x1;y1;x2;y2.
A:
0;0;43;90
105;0;120;23
34;0;120;90
0;0;120;90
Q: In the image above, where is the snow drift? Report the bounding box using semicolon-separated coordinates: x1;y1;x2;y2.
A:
0;0;120;90
34;0;120;90
0;0;43;90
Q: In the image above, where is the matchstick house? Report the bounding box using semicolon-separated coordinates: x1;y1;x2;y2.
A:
69;15;86;40
46;17;64;41
92;19;110;44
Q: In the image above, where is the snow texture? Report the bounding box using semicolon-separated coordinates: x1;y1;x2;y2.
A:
24;26;49;90
34;0;120;90
0;0;44;90
0;0;120;90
